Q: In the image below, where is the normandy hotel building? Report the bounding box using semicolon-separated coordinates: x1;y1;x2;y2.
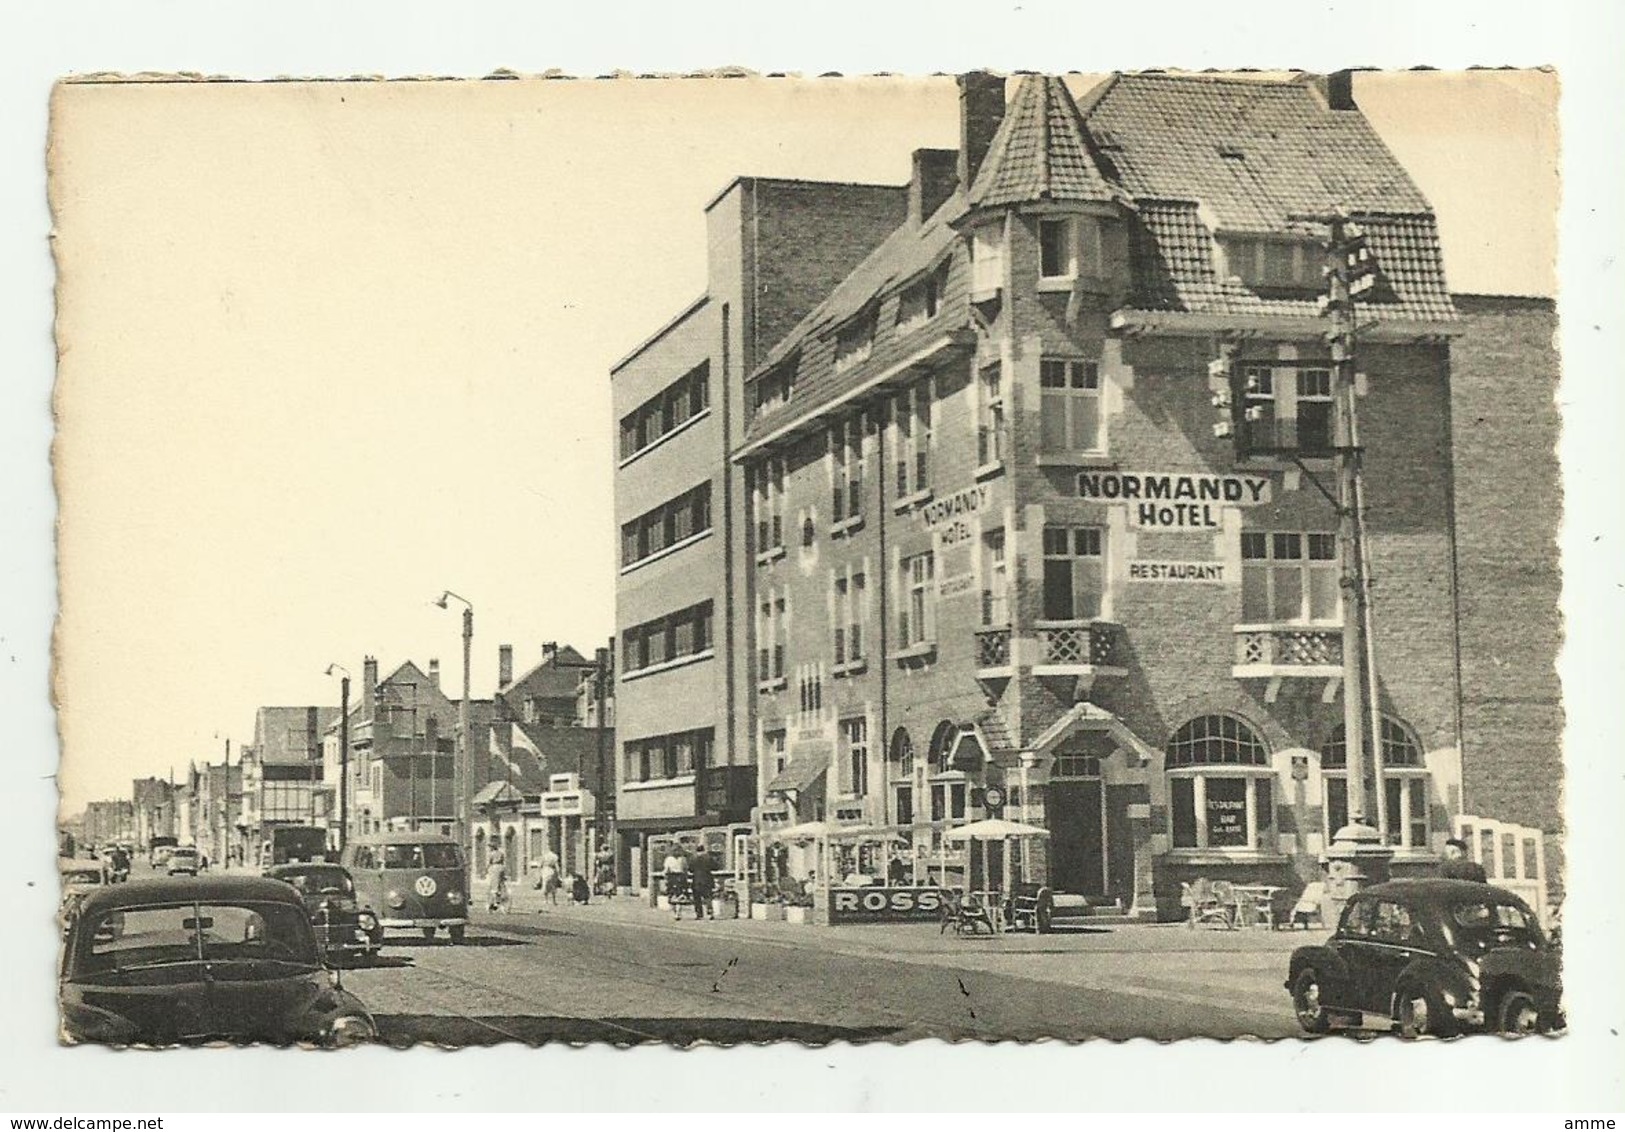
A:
610;70;1558;918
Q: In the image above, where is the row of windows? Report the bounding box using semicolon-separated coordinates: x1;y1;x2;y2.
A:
749;524;1339;692
618;361;710;462
624;727;714;784
621;482;712;568
622;601;714;674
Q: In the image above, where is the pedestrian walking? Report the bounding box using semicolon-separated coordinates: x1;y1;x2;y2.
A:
487;845;509;913
690;845;715;920
537;849;561;906
1440;837;1488;882
662;844;689;921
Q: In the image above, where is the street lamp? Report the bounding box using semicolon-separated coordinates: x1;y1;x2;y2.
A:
434;591;474;858
325;663;351;853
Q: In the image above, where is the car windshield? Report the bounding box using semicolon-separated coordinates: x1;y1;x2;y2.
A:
62;869;103;886
381;844;462;870
171;850;196;859
76;901;318;978
1447;899;1542;951
281;867;353;895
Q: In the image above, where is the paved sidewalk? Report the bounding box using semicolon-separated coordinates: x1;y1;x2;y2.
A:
474;882;1306;1024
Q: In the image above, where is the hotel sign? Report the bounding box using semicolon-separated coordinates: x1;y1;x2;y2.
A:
922;483;994;549
1079;471;1271;530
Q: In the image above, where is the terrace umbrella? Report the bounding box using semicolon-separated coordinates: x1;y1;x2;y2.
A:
946;820;1051;898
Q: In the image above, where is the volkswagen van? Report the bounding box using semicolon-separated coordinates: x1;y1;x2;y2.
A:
340;832;469;944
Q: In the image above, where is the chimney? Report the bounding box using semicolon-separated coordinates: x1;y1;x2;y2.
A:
428;658;440;689
1327;69;1357;111
908;148;960;225
957;72;1006;193
362;656;378;705
498;644;514;688
542;641;558;665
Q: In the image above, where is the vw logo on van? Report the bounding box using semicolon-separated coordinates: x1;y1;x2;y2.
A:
414;875;438;898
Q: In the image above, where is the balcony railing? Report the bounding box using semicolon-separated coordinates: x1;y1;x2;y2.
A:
975;627;1011;673
1232;624;1344;677
1037;620;1126;671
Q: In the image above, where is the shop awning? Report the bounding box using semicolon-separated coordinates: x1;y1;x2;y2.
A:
946;818;1050;841
765;757;828;796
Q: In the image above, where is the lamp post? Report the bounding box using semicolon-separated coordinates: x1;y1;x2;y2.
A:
435;591;474;858
325;664;351;853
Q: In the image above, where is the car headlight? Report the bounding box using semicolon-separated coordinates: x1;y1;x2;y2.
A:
386;890;405;909
328;1013;375;1048
445;890;463;905
357;911;378;931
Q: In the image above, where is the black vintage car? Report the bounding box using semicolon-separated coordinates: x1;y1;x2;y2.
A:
264;862;383;962
59;875;376;1047
1286;878;1563;1038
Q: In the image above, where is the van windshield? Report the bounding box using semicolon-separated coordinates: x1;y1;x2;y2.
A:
381;843;463;870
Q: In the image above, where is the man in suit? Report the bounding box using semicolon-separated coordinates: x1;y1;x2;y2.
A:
1440;837;1489;882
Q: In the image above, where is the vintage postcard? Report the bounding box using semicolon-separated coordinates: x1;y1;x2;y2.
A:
49;67;1563;1048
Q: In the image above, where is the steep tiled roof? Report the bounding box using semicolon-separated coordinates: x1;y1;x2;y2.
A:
968;75;1126;210
1082;73;1455;323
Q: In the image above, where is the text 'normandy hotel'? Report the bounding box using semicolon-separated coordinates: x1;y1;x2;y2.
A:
610;70;1530;918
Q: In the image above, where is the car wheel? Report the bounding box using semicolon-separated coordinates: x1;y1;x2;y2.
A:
421;927;437;940
1396;984;1458;1039
1291;968;1332;1034
448;925;466;945
1496;989;1543;1036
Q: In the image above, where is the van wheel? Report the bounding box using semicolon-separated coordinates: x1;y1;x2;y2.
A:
421;927;437;940
1497;989;1542;1036
448;925;466;945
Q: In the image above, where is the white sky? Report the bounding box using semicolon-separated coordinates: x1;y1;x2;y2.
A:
50;70;1557;813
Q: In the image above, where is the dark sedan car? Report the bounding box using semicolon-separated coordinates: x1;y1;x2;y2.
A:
59;875;376;1048
264;863;383;962
1286;878;1562;1038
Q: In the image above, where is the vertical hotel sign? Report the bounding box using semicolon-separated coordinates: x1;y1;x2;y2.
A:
1078;471;1271;529
921;484;992;599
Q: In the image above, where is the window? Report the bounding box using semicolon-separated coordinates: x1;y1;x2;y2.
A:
930;780;968;823
981;529;1008;627
1241;531;1339;624
896;263;947;331
894;378;933;500
797;670;824;714
1322;717;1430;849
899;551;936;649
1165;714;1275;851
626;728;713;783
1295;368;1334;455
841;717;869;799
971;224;1004;295
757;588;787;691
764;729;787;778
1241;364;1277;450
1223;237;1321;290
619;361;709;461
830;414;864;528
977;362;1005;467
751;367;793;419
621;601;714;675
833;567;866;670
1042;526;1104;621
889;728;915;825
1040;359;1103;455
834;308;878;373
1039;218;1076;280
754;457;786;558
621;482;712;568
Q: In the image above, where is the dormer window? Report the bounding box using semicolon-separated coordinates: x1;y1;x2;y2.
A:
1222;236;1322;291
834;307;878;373
970;223;1005;298
751;365;794;419
896;262;947;333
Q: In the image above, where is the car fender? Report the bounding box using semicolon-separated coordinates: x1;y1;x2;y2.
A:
1394;955;1475;1014
1287;945;1354;1007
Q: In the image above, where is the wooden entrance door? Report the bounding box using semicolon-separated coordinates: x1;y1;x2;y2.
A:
1049;779;1106;896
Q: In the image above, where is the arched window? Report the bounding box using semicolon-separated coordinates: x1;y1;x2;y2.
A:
888;728;915;826
1164;714;1274;851
927;720;958;770
1321;717;1429;849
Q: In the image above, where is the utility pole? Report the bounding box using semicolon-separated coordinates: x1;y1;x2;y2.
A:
338;674;350;851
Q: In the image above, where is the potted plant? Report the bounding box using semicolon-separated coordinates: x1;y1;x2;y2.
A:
748;882;774;921
712;889;739;920
785;893;813;925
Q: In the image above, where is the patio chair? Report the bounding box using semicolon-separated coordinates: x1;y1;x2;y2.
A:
1185;877;1235;930
1006;883;1053;934
939;890;996;936
1290;882;1326;930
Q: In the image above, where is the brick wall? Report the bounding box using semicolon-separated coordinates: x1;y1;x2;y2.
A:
1447;295;1563;872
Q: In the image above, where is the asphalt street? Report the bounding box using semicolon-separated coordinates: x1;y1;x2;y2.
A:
340;908;1303;1045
